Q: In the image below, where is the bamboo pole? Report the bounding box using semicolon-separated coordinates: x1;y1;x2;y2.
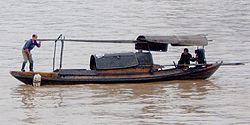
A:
38;39;136;43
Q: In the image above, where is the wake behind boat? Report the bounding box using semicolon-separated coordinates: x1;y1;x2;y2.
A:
10;34;222;86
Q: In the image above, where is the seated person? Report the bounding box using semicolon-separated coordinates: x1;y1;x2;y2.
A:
178;48;195;68
194;49;206;64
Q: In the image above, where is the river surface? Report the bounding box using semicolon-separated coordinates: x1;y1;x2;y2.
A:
0;0;250;125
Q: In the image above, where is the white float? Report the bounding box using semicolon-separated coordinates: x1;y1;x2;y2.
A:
33;74;41;86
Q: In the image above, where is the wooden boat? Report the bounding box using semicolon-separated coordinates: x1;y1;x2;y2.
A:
10;34;222;86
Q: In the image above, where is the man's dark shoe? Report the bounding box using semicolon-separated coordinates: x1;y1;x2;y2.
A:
21;69;25;72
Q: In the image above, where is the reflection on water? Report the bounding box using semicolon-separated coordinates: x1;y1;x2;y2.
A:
12;80;219;124
13;85;65;124
175;80;219;99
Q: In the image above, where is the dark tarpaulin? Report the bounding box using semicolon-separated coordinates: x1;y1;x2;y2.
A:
135;42;168;52
135;34;208;51
90;52;153;70
135;52;153;65
135;35;168;52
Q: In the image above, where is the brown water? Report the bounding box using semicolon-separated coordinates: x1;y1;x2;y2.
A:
1;0;250;124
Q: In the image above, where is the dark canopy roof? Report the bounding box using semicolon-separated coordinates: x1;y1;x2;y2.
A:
136;34;208;46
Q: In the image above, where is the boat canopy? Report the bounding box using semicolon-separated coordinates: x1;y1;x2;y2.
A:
135;34;208;51
90;52;153;70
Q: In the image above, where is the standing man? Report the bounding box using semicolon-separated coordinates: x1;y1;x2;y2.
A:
21;34;41;72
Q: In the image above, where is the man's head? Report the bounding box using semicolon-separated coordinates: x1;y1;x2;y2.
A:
195;49;198;54
184;48;189;54
32;34;38;41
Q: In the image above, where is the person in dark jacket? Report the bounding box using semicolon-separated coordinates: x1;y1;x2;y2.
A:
21;34;41;72
178;48;194;68
194;49;206;64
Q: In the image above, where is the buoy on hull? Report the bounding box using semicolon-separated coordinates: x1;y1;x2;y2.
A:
33;74;41;86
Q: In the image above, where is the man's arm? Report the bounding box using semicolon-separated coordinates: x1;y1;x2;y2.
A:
189;54;196;62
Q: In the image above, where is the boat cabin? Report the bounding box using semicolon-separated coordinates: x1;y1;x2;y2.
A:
90;52;153;70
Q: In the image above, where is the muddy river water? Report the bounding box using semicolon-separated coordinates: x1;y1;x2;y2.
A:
0;0;250;124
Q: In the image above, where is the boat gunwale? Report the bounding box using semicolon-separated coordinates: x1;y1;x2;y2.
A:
9;62;222;85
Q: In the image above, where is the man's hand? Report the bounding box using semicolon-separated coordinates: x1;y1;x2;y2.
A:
190;57;196;62
37;41;41;47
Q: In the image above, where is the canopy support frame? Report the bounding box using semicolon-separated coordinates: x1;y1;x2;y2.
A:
52;34;62;71
59;36;65;70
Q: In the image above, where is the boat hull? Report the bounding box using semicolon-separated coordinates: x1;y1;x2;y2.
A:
10;62;222;86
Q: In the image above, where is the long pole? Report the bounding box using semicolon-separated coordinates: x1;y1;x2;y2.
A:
162;62;245;67
38;39;135;43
